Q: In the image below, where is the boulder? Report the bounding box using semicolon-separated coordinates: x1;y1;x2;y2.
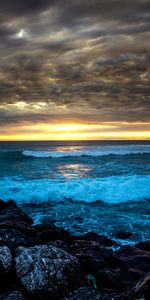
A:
0;202;35;249
135;241;150;252
0;291;27;300
127;274;150;299
113;246;150;274
70;239;112;278
0;205;33;230
0;228;34;249
61;286;120;300
0;246;13;293
15;245;80;299
73;232;117;247
0;200;14;213
48;240;69;252
114;231;133;240
97;268;133;290
60;287;102;300
36;227;71;244
0;246;12;274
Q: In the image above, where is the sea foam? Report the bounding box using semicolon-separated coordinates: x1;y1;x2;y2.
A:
0;174;150;204
22;145;150;158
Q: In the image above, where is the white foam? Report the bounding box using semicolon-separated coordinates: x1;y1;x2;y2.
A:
22;145;150;158
0;174;150;204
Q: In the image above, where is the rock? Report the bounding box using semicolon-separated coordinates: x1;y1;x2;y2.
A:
33;223;56;231
0;200;14;213
15;245;80;299
97;268;133;290
60;286;120;300
0;246;12;273
0;205;33;230
0;291;27;300
0;246;13;294
48;240;69;252
60;287;102;300
0;203;35;249
127;274;150;299
114;231;133;240
70;240;112;278
113;246;150;274
36;227;71;244
135;241;150;252
131;274;150;299
0;228;34;249
73;231;117;247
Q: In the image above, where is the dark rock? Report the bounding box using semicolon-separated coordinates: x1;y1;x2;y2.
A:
73;231;117;247
113;246;150;274
60;287;102;300
36;227;71;244
0;203;35;249
0;246;12;274
127;268;146;281
70;240;113;278
127;274;150;299
135;241;150;252
15;245;80;299
48;240;69;252
33;223;56;231
0;291;27;300
0;200;17;213
0;228;34;249
114;231;133;240
0;205;33;229
61;286;120;300
0;246;13;294
97;268;133;290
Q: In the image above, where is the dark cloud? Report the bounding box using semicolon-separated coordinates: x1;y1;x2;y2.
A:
0;0;150;134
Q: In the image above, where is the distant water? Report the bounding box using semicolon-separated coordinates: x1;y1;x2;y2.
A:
0;140;150;244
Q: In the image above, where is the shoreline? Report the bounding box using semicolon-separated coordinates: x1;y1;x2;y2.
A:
0;199;150;299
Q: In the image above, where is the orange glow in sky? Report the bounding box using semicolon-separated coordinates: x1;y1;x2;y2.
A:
0;122;150;140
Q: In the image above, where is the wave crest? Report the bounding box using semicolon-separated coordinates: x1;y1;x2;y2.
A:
22;146;150;158
0;175;150;204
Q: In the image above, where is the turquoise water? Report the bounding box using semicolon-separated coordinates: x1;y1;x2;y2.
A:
0;140;150;243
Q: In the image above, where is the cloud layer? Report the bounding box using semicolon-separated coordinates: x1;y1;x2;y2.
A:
0;0;150;137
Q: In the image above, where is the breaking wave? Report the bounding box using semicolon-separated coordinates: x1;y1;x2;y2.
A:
0;174;150;204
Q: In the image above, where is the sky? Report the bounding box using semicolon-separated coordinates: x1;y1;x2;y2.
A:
0;0;150;140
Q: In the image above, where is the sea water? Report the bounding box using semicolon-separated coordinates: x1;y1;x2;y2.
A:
0;140;150;244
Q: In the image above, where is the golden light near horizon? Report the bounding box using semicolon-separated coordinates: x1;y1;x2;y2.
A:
0;122;150;141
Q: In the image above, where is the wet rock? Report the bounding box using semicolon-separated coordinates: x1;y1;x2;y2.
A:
114;231;133;240
33;223;56;231
131;274;150;300
0;228;34;249
48;240;69;252
0;246;13;294
73;231;117;247
70;240;112;278
0;291;27;300
97;268;133;290
36;227;71;244
15;245;80;299
0;246;12;273
0;200;14;213
60;287;102;300
135;241;150;252
61;286;120;300
0;202;35;249
113;246;150;274
0;205;33;230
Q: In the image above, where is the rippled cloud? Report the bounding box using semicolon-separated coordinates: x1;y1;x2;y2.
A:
0;0;150;137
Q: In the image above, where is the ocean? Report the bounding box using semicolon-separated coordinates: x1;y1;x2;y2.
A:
0;140;150;244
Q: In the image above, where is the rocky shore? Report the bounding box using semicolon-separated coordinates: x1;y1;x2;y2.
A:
0;199;149;300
